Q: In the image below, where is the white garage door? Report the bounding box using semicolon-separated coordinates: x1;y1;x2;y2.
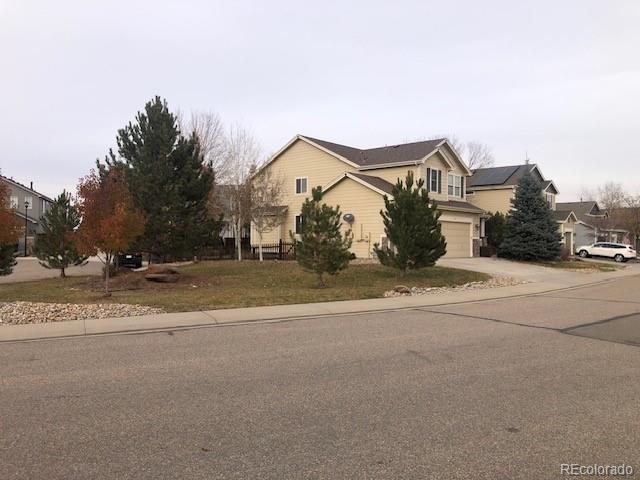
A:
440;221;471;258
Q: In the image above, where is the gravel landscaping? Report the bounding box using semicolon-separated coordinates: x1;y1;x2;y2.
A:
384;276;525;297
0;302;165;325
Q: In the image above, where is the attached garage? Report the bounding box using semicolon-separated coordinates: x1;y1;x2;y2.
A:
440;221;472;258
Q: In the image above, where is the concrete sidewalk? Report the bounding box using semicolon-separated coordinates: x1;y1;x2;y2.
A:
2;264;638;342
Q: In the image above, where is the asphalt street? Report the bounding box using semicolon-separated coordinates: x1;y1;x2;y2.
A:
2;276;640;479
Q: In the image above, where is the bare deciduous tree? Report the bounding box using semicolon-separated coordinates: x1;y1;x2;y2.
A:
598;182;626;213
620;195;640;249
465;141;495;170
223;125;261;260
250;167;286;261
578;186;598;202
179;110;228;182
429;135;495;170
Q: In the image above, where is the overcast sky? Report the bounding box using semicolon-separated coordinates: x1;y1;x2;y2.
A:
1;0;639;201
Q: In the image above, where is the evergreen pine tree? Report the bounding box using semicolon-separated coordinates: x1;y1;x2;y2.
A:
485;211;506;249
106;96;215;260
499;171;562;260
35;191;87;277
292;187;354;287
0;245;16;276
374;171;446;274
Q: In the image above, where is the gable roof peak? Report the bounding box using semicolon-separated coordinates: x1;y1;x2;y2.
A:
299;135;447;168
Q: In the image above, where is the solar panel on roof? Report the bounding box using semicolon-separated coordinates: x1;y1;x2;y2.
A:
469;165;520;186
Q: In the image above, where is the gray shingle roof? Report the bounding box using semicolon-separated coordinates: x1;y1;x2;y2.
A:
552;210;574;222
302;136;444;168
433;200;485;213
555;201;600;220
348;172;394;194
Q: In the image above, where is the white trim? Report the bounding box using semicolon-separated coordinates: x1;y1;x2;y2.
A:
543;181;560;194
323;172;390;197
294;176;308;195
432;141;473;176
466;185;515;192
358;159;421;171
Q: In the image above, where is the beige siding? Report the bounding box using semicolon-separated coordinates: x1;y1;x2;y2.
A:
250;222;282;246
467;188;513;214
322;178;386;259
261;139;358;239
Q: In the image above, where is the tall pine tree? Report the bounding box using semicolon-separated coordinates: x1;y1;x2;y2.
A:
35;191;87;277
374;171;446;274
106;96;215;260
499;171;562;260
292;187;354;287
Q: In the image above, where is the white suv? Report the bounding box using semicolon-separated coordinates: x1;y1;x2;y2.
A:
576;242;636;262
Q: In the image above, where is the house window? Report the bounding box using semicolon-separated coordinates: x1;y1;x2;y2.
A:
24;195;33;210
295;177;308;195
545;193;554;207
9;196;18;209
430;169;439;192
448;174;462;197
295;215;305;234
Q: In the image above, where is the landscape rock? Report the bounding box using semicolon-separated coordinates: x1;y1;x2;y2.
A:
384;276;526;297
0;302;164;325
145;273;180;283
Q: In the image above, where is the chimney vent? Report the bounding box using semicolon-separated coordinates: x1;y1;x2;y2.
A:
30;181;33;190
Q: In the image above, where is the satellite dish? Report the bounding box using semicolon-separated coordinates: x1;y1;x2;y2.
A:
343;213;355;224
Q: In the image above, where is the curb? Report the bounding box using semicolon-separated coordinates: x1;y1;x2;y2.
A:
1;271;637;343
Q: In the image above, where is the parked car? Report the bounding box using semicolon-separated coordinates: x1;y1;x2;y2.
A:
117;252;143;269
576;242;636;262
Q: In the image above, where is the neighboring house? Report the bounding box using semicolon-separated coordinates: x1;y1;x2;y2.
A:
556;201;629;248
465;164;578;253
0;174;54;255
253;135;485;258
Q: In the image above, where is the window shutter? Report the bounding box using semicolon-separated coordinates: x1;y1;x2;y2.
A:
426;168;431;191
460;176;465;198
437;170;442;194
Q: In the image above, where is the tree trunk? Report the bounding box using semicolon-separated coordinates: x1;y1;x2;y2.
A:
317;272;325;288
104;254;111;296
234;222;242;261
60;267;66;279
258;232;263;262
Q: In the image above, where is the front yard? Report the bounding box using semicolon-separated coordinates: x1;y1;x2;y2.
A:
0;261;489;313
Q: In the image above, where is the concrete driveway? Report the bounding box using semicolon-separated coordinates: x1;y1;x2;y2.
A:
3;275;640;479
438;256;639;283
0;257;103;284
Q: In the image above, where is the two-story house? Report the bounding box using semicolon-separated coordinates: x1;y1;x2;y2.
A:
1;174;54;255
252;135;485;258
465;163;578;253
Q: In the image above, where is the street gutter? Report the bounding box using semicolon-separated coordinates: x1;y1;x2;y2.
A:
2;268;639;343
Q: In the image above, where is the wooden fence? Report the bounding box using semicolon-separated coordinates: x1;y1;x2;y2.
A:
250;240;296;260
